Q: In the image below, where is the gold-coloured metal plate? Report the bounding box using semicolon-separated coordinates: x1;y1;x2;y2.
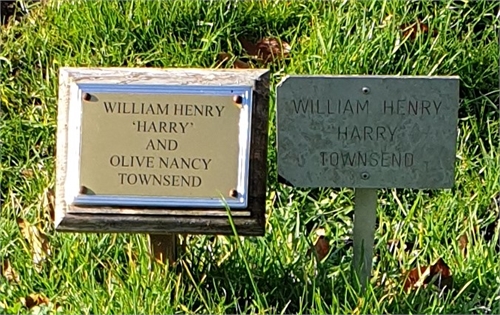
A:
79;93;240;198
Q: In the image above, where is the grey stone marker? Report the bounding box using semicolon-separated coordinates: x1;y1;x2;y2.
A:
277;75;459;189
276;75;460;288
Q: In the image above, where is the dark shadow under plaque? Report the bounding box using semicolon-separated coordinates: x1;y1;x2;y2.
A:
55;67;270;235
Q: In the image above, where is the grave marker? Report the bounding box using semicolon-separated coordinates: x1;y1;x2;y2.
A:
55;67;270;263
277;75;460;287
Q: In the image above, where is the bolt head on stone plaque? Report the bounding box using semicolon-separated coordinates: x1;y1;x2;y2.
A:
55;67;270;235
276;75;460;189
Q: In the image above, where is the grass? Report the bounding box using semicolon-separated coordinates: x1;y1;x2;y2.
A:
1;0;499;313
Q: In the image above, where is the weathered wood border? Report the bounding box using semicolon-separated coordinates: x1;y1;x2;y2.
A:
55;67;270;235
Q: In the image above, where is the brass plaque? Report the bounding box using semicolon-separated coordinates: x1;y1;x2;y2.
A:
79;93;240;199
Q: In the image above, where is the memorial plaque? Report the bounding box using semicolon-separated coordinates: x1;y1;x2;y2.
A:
277;75;460;189
76;91;246;208
55;67;270;235
79;93;240;200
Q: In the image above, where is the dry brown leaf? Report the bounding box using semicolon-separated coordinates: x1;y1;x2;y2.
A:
21;169;34;179
255;37;291;63
306;229;330;261
21;293;49;309
458;234;468;257
237;36;259;56
17;218;51;272
216;52;231;64
238;36;291;65
1;259;19;283
314;236;330;261
403;258;453;292
403;265;432;291
401;20;438;40
215;52;231;69
313;229;330;261
428;258;453;290
233;59;252;69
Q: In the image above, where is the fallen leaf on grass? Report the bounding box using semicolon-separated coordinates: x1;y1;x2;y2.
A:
1;259;20;283
216;35;291;69
21;168;34;179
403;258;453;292
428;258;453;290
314;236;330;261
403;265;432;291
307;228;330;261
401;20;438;40
21;293;49;309
458;234;468;257
238;36;291;65
17;218;51;272
255;37;291;63
238;36;260;56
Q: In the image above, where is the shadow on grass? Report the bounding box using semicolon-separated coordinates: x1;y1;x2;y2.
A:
184;241;353;313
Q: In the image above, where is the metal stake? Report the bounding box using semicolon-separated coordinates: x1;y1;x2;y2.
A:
352;188;378;289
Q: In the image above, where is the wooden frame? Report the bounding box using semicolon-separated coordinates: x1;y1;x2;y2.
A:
55;67;270;236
